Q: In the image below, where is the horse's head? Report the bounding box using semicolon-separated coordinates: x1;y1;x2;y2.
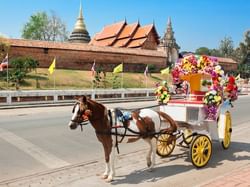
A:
68;96;92;130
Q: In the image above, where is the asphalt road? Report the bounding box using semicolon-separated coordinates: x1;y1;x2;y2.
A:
0;96;250;186
0;100;160;181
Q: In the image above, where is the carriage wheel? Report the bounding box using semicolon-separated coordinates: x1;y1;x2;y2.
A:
156;134;176;157
190;135;212;168
222;111;232;149
183;129;193;145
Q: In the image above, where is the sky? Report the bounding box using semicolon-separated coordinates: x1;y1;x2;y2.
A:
0;0;249;52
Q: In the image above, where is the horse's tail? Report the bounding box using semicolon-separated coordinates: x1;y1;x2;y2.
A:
157;111;178;133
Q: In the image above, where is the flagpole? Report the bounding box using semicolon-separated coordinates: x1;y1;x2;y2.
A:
6;60;9;89
144;65;148;88
53;57;56;90
53;73;55;90
121;63;123;88
92;59;95;90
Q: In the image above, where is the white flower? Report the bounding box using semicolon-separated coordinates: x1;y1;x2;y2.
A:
210;90;217;95
215;65;221;71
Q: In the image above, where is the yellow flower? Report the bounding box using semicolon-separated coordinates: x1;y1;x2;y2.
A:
214;96;221;103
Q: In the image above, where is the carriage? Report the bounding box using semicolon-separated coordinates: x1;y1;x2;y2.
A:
155;72;233;168
68;55;238;181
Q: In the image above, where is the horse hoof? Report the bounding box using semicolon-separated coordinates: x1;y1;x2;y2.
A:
147;161;152;167
101;175;108;179
148;167;153;172
105;177;113;183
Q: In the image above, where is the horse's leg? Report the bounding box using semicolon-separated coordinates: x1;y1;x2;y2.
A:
144;138;152;168
143;138;156;171
99;136;112;179
101;142;110;179
150;137;157;170
106;137;116;182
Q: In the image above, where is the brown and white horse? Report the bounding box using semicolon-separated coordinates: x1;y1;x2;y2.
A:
68;96;177;182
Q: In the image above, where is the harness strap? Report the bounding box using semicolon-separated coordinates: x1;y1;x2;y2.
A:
108;109;120;154
114;109;120;154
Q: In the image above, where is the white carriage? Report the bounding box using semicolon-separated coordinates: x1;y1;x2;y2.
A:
156;73;232;168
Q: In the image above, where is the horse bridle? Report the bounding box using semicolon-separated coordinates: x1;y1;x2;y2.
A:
71;101;89;131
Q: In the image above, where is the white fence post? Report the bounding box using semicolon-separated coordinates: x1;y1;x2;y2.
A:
54;94;58;102
7;95;12;105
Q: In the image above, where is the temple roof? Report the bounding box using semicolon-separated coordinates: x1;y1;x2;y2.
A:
90;20;159;49
95;21;126;40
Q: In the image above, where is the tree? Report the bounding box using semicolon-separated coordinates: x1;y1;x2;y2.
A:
210;48;222;57
195;47;211;55
148;64;156;75
219;36;234;57
9;57;39;90
237;30;250;64
0;37;10;60
235;30;250;78
93;67;109;88
22;11;68;41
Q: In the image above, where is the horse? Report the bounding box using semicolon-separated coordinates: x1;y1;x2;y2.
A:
68;96;177;182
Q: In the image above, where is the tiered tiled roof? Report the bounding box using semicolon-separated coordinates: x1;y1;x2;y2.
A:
90;20;159;49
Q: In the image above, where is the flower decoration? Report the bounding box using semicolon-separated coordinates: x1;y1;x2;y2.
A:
224;76;238;102
203;90;222;120
155;85;171;104
203;90;222;106
168;54;238;120
173;55;219;84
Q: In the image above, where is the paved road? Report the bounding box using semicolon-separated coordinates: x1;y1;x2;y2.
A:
0;96;250;186
0;101;159;181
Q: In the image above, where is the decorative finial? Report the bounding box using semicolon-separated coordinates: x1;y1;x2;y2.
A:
79;1;83;19
168;17;172;26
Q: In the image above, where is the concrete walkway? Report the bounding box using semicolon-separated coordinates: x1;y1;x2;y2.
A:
0;148;249;187
200;164;250;187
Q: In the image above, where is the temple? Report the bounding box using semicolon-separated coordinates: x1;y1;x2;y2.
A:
68;2;91;43
158;17;180;66
0;4;238;73
90;20;160;50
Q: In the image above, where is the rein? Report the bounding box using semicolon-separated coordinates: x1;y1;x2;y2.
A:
115;104;161;112
71;119;89;131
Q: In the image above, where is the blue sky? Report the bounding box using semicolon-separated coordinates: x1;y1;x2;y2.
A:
0;0;249;52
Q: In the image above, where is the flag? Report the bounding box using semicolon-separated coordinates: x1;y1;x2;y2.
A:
48;58;56;74
91;61;95;76
160;67;170;75
113;63;123;73
0;54;8;71
144;65;148;77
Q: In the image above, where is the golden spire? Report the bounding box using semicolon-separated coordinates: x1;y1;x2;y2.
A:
73;1;86;31
69;1;90;43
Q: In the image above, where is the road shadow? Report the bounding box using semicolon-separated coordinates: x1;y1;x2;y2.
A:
111;141;250;185
208;141;250;168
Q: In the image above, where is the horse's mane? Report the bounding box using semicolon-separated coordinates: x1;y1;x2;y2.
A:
86;99;107;122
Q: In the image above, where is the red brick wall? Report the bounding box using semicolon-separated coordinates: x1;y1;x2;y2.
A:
9;45;166;72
